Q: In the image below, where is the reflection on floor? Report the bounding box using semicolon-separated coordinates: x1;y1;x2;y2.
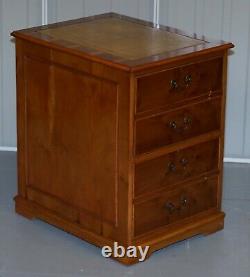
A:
0;151;249;277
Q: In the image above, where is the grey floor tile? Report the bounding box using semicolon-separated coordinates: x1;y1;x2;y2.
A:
223;163;250;200
0;169;17;211
0;152;16;171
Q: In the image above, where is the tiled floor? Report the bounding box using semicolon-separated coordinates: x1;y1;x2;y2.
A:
0;151;250;277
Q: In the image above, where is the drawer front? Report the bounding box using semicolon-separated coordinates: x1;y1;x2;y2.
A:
136;58;223;113
135;139;219;197
136;98;221;155
134;176;218;236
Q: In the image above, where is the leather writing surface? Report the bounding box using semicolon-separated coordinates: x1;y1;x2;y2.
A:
39;17;203;60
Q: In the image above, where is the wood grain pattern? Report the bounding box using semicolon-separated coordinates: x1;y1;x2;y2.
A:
25;56;118;226
135;139;219;197
134;176;218;237
136;97;221;154
12;13;233;265
15;38;132;245
137;57;223;113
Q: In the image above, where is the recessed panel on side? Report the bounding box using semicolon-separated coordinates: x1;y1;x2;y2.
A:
24;57;118;227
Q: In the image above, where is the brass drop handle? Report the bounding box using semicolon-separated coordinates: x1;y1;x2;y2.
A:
169;121;177;129
168;162;177;172
165;195;189;214
170;79;178;90
183;116;192;129
167;159;188;174
170;75;192;91
183;116;192;125
165;202;176;214
169;116;192;132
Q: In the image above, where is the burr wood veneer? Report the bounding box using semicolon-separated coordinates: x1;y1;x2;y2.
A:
12;13;234;265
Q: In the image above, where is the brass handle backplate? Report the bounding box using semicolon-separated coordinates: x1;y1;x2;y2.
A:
170;80;178;90
165;202;176;213
168;162;177;172
169;121;177;129
183;116;192;128
184;74;192;87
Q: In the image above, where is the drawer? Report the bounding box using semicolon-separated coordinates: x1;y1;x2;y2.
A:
136;58;223;113
135;139;219;197
136;98;221;155
134;176;218;237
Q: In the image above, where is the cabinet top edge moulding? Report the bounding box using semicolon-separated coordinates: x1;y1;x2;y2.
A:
11;12;234;72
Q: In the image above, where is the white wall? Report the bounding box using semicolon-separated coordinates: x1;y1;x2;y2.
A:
47;0;153;23
0;0;249;161
0;0;42;148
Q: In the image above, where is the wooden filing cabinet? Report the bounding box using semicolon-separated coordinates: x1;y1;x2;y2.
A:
12;13;234;265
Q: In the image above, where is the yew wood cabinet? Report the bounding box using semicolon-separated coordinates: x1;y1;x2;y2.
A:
12;13;234;265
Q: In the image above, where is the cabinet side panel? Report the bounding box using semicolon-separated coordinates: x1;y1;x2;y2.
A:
16;40;132;245
24;56;118;226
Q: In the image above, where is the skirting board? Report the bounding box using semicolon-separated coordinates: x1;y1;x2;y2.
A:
0;147;250;164
0;147;17;151
223;157;250;164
